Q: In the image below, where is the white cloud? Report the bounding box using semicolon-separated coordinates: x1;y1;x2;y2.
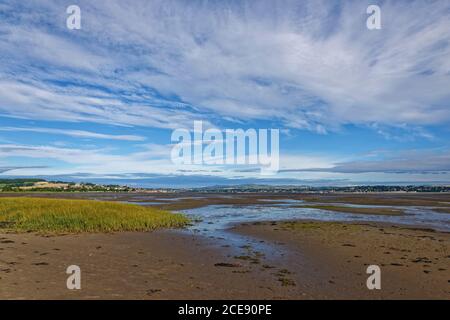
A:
0;141;337;177
0;79;208;129
0;0;448;132
294;149;450;173
0;127;146;141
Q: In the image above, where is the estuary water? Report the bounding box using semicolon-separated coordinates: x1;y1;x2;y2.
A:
174;201;450;257
130;198;450;258
180;200;450;236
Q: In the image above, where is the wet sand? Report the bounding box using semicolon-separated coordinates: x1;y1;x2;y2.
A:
233;221;450;299
0;230;302;299
1;221;448;299
2;191;450;210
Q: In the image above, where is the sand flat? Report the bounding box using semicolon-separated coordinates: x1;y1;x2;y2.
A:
0;230;303;299
1;192;449;299
2;221;448;299
233;221;450;299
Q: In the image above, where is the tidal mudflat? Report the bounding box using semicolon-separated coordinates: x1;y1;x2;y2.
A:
0;192;449;299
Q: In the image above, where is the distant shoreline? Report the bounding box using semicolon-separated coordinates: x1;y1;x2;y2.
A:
1;178;449;193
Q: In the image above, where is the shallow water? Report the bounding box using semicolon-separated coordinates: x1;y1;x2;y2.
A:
181;201;450;238
128;198;449;260
175;201;450;259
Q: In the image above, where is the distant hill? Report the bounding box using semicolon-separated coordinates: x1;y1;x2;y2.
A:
0;179;448;193
0;179;135;192
188;184;450;193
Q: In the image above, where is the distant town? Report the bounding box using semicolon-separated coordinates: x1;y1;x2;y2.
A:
0;178;449;193
0;179;137;193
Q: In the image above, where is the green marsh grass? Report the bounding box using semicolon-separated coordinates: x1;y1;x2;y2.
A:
0;197;189;233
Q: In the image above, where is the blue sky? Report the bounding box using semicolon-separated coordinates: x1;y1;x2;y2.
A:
0;0;450;187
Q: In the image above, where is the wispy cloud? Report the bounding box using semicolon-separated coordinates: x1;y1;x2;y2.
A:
0;127;146;141
0;0;449;132
0;1;449;185
0;79;208;129
0;166;48;173
295;150;450;173
0;141;334;176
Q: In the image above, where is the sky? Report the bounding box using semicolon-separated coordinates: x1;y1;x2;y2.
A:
0;0;450;187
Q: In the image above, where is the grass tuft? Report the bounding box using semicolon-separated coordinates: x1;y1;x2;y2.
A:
0;197;189;234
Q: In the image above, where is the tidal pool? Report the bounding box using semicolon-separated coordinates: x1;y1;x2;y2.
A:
176;202;449;258
181;202;450;236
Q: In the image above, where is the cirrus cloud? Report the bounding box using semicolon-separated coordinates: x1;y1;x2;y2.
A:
0;0;449;131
